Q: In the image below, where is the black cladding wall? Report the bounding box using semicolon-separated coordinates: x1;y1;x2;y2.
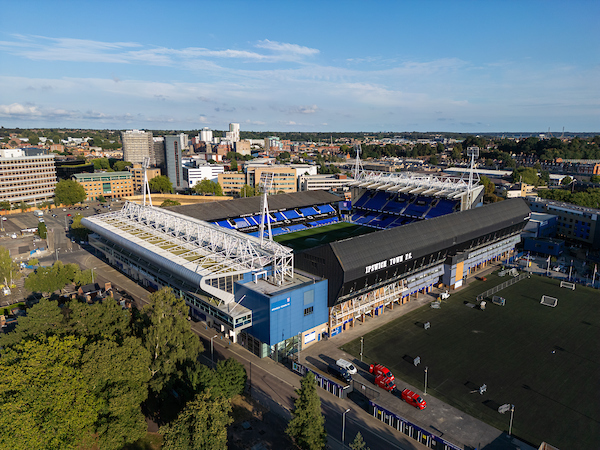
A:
296;198;531;306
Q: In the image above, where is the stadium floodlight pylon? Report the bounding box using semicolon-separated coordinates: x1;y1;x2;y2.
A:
259;172;274;246
353;143;364;180
466;146;480;210
142;156;153;207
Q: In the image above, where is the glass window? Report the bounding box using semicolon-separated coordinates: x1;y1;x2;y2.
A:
304;289;314;306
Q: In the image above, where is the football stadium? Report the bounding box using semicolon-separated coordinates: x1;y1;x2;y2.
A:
82;171;530;362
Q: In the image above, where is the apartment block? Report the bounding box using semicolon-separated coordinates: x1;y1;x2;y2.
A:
73;172;134;201
121;130;153;165
165;134;187;191
0;149;57;205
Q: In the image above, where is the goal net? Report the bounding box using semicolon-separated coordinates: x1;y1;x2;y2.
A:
540;295;558;307
560;281;575;290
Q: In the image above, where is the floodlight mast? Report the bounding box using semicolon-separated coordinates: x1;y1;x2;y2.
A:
353;143;364;180
259;172;274;247
466;146;479;209
142;156;153;207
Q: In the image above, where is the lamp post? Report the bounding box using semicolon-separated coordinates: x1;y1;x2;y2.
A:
424;366;428;395
342;408;351;444
91;267;96;284
55;248;60;261
508;404;515;436
210;334;218;366
360;336;364;362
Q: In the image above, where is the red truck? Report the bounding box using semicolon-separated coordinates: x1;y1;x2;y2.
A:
369;363;394;381
374;374;396;392
401;388;427;409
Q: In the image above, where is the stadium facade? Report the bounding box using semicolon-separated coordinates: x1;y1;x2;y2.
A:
82;172;530;361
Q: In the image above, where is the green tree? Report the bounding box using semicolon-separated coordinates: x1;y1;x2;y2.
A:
230;159;238;171
561;175;573;185
98;194;107;203
37;221;47;239
138;287;204;394
67;297;131;340
160;390;233;450
286;372;327;450
512;167;540;185
112;160;132;171
24;261;81;296
0;298;66;347
149;175;174;194
160;199;181;207
350;432;369;450
27;258;39;266
181;362;218;399
71;213;91;240
0;247;21;287
73;268;93;286
240;184;255;197
590;174;600;183
92;158;111;170
55;179;87;206
80;336;151;450
214;358;247;399
0;335;100;450
451;143;463;160
16;201;29;212
0;200;10;211
480;176;495;195
194;179;223;196
429;155;438;165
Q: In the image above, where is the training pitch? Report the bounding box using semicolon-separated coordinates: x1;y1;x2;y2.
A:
273;222;375;251
342;273;600;449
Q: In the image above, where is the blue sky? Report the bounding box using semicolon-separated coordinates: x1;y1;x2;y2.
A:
0;0;598;132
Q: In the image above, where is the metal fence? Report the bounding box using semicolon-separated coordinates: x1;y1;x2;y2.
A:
476;273;529;301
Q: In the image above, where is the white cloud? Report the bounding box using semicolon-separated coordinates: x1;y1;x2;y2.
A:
255;39;319;57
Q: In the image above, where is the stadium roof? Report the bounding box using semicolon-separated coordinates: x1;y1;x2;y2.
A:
168;190;341;222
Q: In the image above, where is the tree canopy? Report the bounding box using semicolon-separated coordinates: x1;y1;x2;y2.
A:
0;247;22;286
240;184;255;197
54;179;87;206
24;261;83;295
193;179;223;196
286;372;327;450
149;175;174;194
160;199;181;207
160;390;233;450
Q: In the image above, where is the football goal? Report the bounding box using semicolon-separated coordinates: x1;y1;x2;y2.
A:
492;296;506;306
560;281;575;290
540;295;558;307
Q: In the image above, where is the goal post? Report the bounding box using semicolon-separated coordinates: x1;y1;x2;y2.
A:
560;281;575;290
540;295;558;307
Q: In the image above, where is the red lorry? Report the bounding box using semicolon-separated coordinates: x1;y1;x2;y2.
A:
401;388;427;409
369;363;394;381
374;374;396;392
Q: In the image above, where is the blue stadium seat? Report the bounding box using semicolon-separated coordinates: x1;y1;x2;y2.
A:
273;212;287;222
318;204;335;214
300;207;318;216
283;210;301;219
216;220;235;229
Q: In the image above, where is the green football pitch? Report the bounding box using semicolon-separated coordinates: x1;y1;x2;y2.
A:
273;221;375;251
342;273;600;449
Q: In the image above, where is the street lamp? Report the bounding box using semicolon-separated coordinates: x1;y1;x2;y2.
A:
210;334;218;366
509;404;515;436
424;366;428;395
360;336;364;362
91;267;96;284
342;408;351;444
55;248;60;261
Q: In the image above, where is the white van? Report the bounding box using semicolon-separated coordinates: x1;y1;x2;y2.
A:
336;358;357;375
34;210;43;217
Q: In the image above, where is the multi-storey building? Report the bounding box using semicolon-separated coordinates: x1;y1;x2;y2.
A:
298;173;350;192
0;149;57;206
128;164;162;192
152;136;166;168
121;130;153;165
199;127;213;143
165;134;187;191
246;166;297;194
527;196;600;249
183;164;224;189
218;172;246;195
73;172;134;201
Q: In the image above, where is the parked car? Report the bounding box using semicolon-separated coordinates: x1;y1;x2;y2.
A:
374;374;396;392
336;358;357;375
327;365;352;384
369;363;394;381
400;388;427;409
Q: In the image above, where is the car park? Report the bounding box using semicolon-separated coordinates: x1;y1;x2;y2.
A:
336;358;357;375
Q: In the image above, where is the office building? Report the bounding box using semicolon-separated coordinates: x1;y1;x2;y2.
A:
152;137;166;168
183;165;225;189
0;149;57;206
72;172;134;201
165;134;187;191
128;164;162;192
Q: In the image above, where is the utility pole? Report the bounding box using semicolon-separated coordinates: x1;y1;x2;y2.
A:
360;336;364;362
424;366;428;395
509;404;515;436
342;408;351;444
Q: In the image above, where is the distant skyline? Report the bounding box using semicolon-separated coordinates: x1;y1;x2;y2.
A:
0;0;598;133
